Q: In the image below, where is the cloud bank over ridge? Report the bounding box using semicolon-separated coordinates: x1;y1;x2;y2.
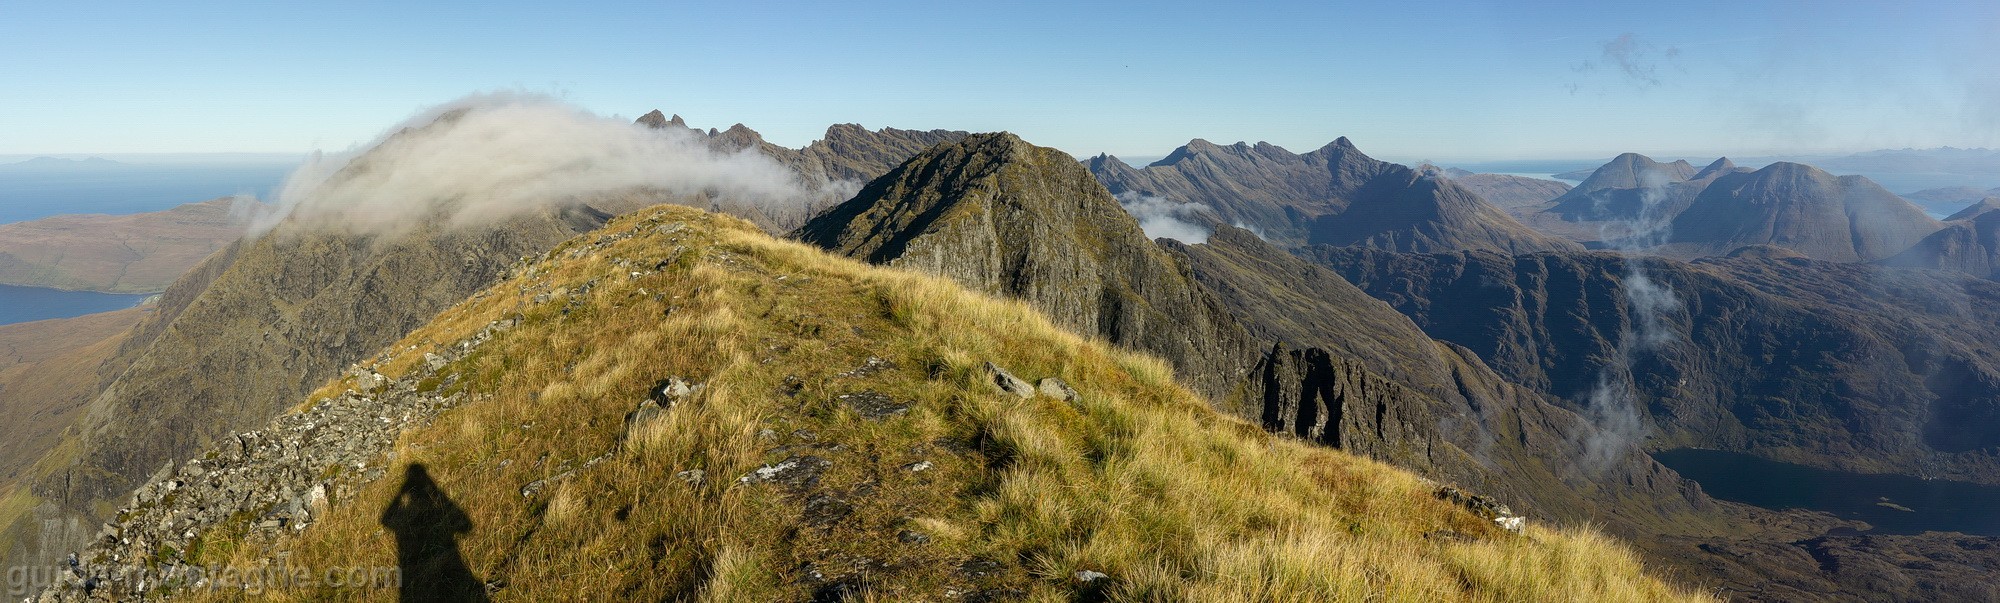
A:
251;93;812;236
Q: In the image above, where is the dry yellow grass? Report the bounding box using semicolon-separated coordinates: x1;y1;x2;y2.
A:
176;205;1708;602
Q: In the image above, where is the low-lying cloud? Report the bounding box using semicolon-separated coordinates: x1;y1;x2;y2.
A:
1115;192;1212;244
250;93;812;236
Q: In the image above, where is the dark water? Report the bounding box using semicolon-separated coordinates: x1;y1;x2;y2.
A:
0;283;150;326
1654;448;2000;536
0;163;291;224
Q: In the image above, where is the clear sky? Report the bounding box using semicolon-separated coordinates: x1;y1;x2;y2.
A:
3;0;1996;161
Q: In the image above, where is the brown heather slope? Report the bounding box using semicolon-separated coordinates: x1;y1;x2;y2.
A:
0;308;148;484
3;111;967;574
0;198;243;293
0;202;639;571
44;204;1706;602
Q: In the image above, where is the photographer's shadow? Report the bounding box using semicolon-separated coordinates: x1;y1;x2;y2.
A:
380;464;489;603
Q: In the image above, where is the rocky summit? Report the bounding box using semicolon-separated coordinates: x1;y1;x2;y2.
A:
797;132;1256;400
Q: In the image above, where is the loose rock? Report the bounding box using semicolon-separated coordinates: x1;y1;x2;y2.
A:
983;363;1034;398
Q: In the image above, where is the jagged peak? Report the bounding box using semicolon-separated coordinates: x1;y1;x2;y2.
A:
635;110;689;130
821;122;870;139
1693;157;1736;180
1311;136;1370;157
1087;153;1133;171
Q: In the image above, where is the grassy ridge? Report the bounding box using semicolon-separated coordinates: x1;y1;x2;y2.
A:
181;205;1705;601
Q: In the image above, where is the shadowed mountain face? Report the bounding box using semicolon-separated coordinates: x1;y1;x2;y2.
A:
1668;162;1942;262
1309;246;2000;484
1087;138;1577;254
1883;205;2000;279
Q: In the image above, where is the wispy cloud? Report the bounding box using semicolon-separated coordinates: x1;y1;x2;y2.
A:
249;93;812;237
1114;192;1213;244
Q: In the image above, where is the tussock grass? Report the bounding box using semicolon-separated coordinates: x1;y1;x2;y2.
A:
179;205;1707;602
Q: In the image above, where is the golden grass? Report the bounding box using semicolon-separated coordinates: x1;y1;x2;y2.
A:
175;205;1707;602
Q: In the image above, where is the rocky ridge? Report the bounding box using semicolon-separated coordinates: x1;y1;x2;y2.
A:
34;315;517;601
1088;137;1574;254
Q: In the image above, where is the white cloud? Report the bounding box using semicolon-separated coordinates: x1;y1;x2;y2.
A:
1114;192;1212;244
250;93;812;236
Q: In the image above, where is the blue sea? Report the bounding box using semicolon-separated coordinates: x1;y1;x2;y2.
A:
0;283;152;327
0;157;293;324
0;159;294;224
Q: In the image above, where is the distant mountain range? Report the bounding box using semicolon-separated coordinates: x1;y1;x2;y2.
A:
1088;137;1577;254
1534;148;2000;197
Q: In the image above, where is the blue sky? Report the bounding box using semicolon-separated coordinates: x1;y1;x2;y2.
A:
3;0;1996;161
